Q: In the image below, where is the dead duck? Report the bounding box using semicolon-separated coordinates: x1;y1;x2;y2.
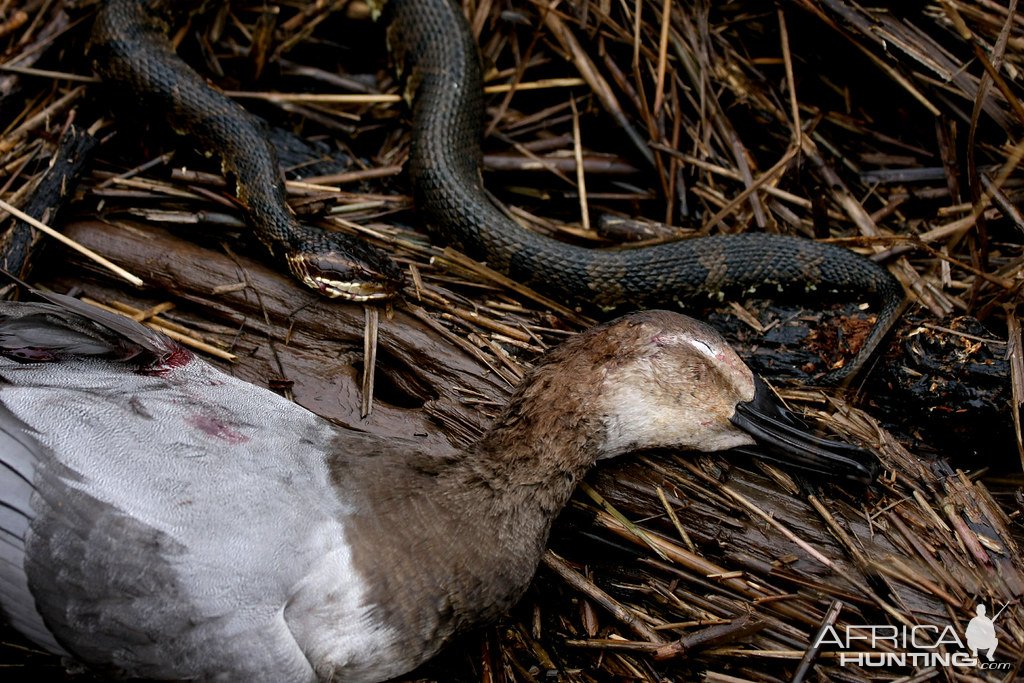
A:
0;293;877;681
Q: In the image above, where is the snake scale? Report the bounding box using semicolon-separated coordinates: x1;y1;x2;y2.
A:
90;0;904;381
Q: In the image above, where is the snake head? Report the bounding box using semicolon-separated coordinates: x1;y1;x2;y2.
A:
286;236;403;302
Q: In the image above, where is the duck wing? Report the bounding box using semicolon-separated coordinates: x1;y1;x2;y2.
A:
0;292;187;657
0;291;176;363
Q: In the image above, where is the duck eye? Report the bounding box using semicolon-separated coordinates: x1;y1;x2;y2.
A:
689;339;715;358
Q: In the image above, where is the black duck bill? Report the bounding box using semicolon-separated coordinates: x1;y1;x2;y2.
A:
729;376;880;484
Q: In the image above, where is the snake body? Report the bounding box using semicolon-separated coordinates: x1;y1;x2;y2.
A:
91;0;903;380
90;0;403;301
382;0;902;380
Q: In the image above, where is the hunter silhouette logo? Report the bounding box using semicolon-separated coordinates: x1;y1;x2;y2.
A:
965;604;998;662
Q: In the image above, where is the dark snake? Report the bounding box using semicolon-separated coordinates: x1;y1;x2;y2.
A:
90;0;404;301
90;0;905;381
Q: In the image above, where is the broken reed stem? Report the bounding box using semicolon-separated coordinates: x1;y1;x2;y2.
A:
0;198;144;286
361;305;379;418
542;550;668;645
223;78;588;104
569;96;590;233
81;297;236;361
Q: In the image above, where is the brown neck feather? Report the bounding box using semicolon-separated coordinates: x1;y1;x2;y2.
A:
447;359;607;519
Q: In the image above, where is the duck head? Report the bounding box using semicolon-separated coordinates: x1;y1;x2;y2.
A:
532;310;878;483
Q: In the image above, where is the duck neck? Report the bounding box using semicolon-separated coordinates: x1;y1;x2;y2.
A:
451;365;609;521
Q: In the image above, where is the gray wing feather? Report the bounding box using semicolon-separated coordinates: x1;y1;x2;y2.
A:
0;292;176;362
0;402;67;654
